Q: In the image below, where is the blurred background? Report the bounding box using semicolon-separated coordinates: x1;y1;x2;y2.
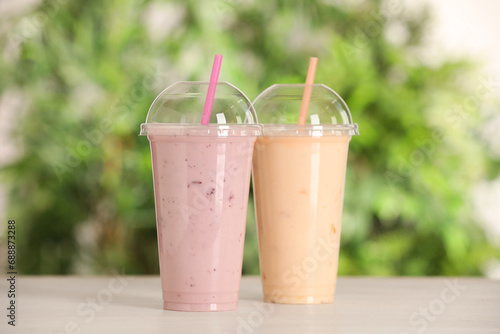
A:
0;0;499;276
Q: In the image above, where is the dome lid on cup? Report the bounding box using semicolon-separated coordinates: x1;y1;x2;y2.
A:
140;81;261;136
253;84;359;136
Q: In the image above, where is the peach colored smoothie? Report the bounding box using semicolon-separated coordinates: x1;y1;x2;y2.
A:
252;135;350;304
149;128;256;311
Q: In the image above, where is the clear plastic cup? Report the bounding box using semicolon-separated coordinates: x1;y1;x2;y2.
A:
252;84;359;304
140;81;261;311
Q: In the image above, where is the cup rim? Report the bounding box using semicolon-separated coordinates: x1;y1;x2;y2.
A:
140;123;263;137
258;123;359;137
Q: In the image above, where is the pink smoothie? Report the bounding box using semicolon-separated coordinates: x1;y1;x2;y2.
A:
148;127;256;311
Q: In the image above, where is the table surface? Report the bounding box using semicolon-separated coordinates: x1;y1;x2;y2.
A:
1;276;499;334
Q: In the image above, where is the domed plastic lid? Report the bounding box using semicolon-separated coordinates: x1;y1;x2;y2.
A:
253;84;359;136
140;81;261;136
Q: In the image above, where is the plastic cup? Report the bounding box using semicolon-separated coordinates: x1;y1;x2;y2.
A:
140;82;261;311
252;84;359;304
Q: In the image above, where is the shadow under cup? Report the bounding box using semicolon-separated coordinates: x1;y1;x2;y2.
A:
148;125;257;311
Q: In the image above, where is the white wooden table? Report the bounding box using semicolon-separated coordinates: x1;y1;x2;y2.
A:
1;276;499;333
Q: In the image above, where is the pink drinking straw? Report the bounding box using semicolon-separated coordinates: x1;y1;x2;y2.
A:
201;54;223;125
298;57;318;125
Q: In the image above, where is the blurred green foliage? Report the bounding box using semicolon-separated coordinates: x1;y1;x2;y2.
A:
1;0;499;275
